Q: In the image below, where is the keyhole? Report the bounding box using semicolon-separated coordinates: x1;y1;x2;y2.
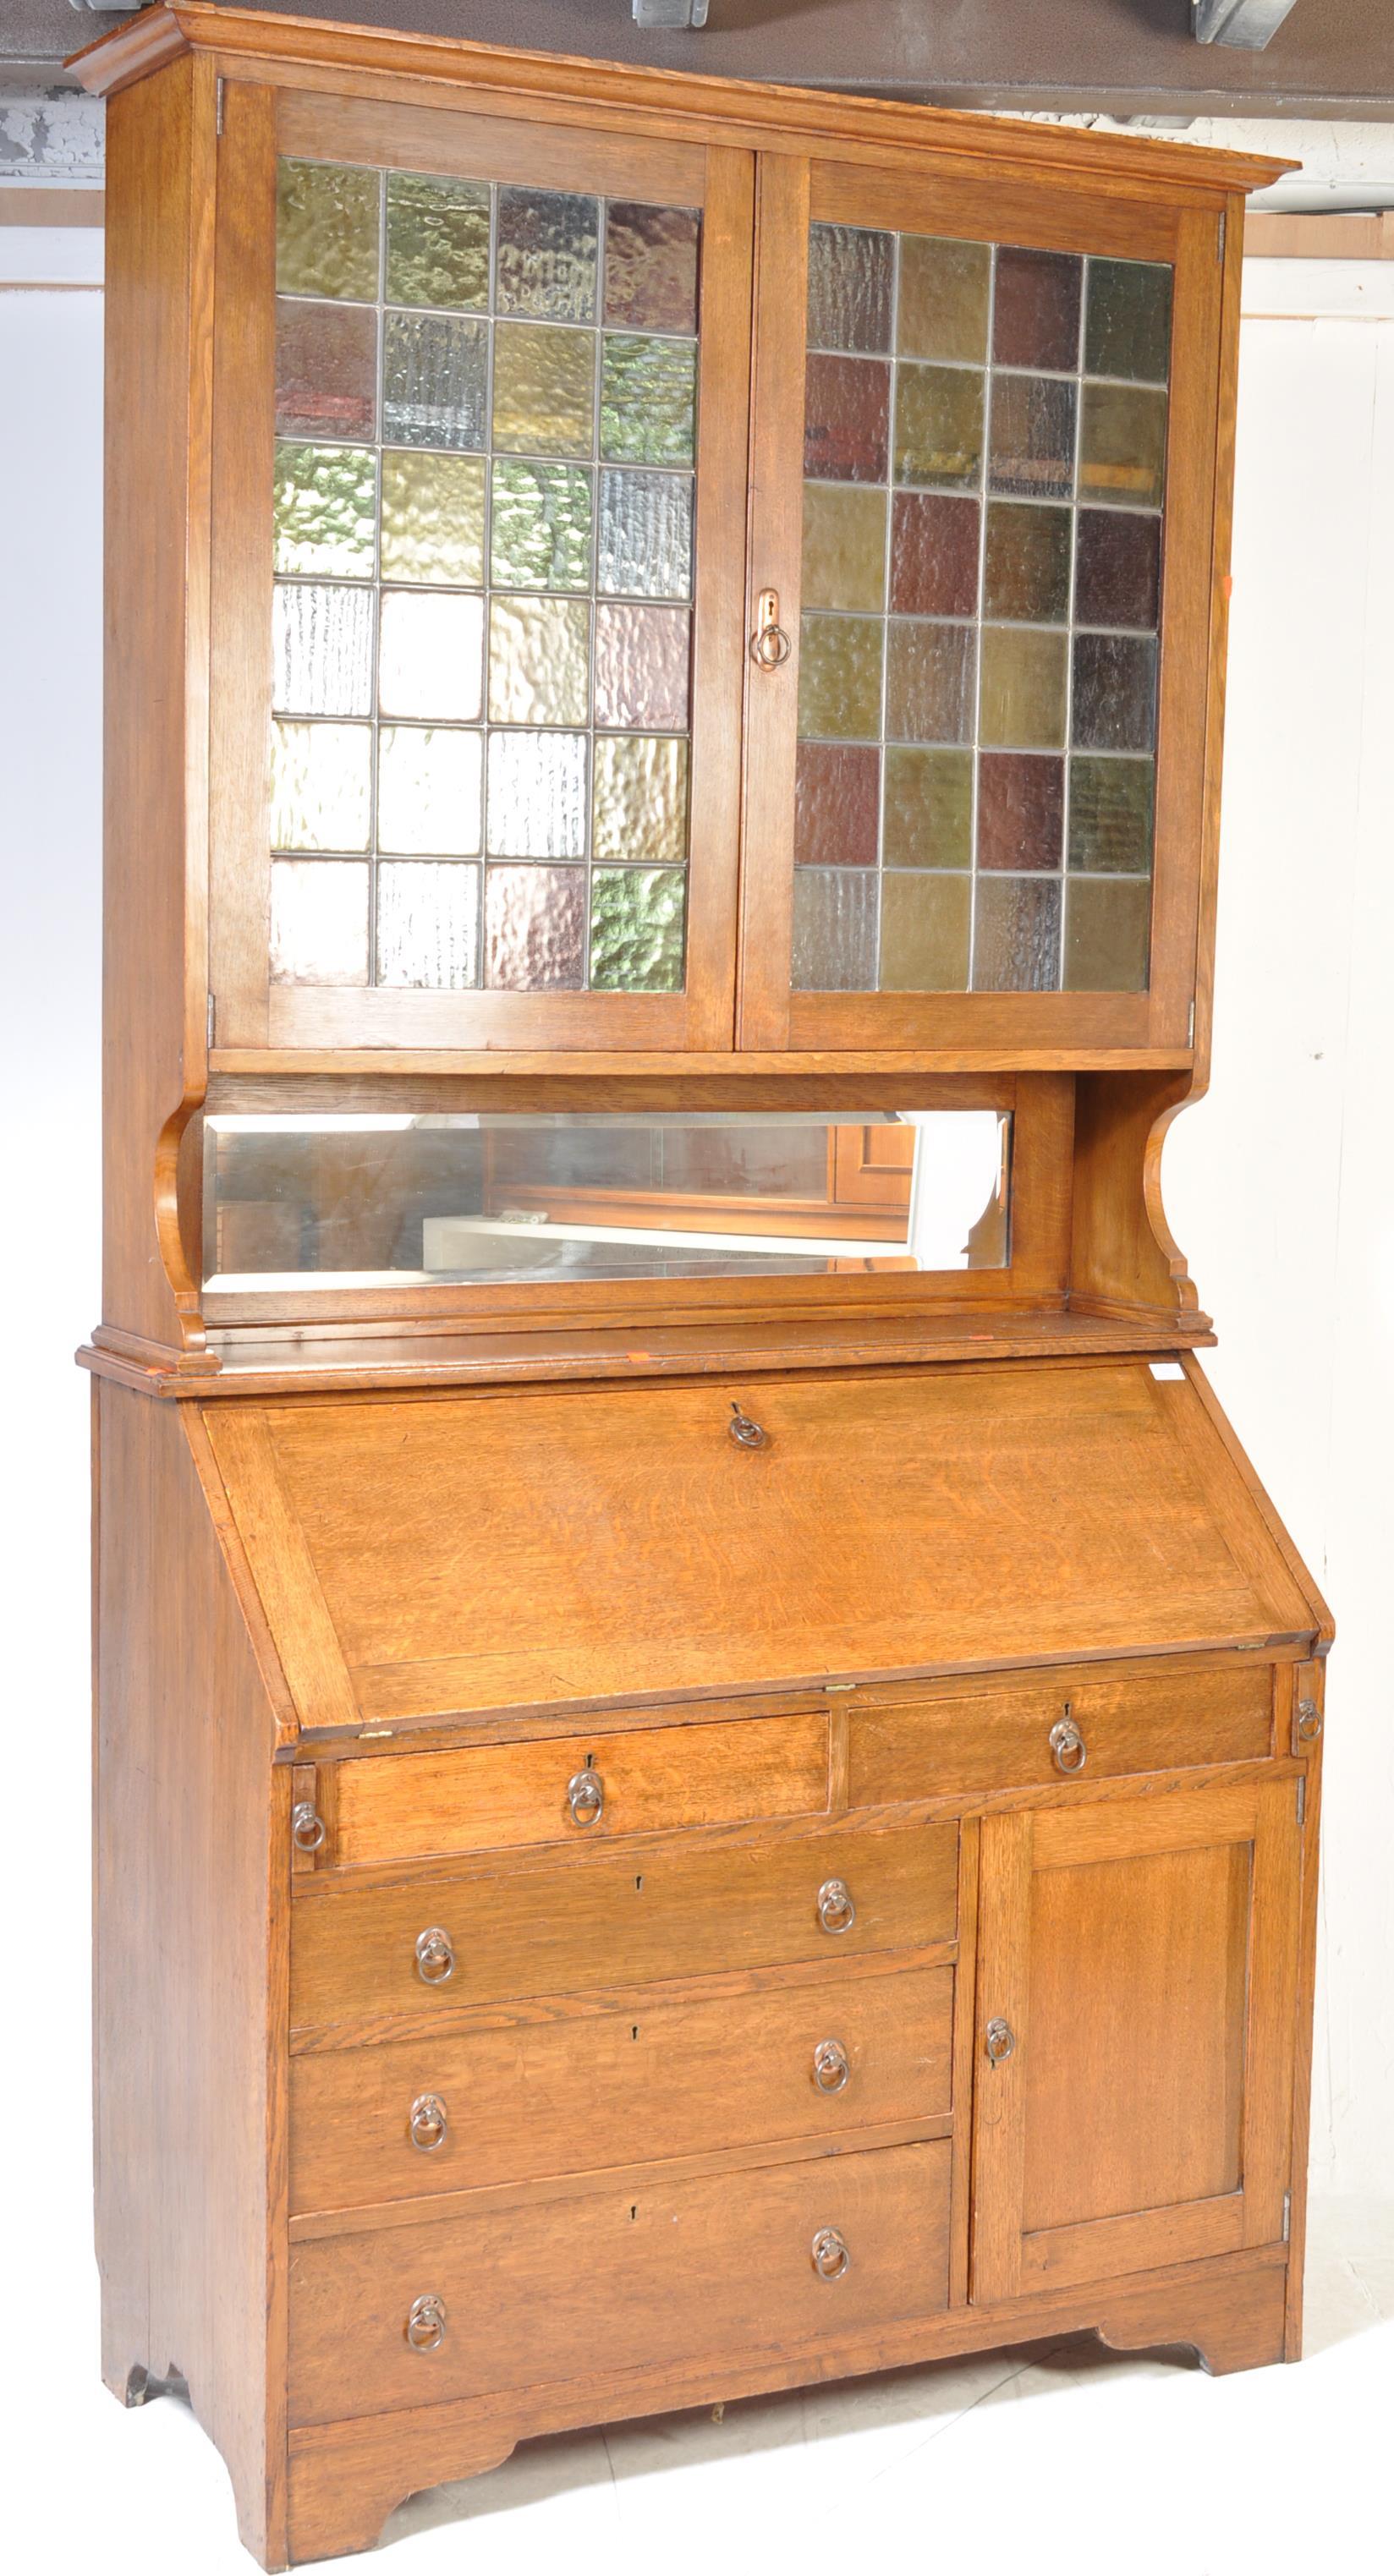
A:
635;1875;644;1893
631;2025;639;2041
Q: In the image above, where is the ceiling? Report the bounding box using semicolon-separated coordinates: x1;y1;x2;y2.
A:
14;0;1394;117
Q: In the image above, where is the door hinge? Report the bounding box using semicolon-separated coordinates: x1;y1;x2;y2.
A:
1217;207;1227;265
215;77;225;135
1296;1777;1306;1826
206;990;217;1050
1282;2190;1292;2243
1187;999;1196;1046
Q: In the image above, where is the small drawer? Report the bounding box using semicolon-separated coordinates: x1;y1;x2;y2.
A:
291;1960;953;2215
849;1663;1274;1810
316;1711;829;1871
289;2137;951;2425
290;1818;958;2036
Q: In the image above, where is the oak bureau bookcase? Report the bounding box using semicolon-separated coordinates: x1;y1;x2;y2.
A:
74;8;1330;2566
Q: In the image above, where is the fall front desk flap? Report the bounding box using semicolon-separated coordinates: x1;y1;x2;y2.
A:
200;1362;1318;1732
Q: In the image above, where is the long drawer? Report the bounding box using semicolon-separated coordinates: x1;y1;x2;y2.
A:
290;1961;954;2213
291;1820;958;2035
316;1711;829;1871
289;2139;952;2425
849;1663;1273;1807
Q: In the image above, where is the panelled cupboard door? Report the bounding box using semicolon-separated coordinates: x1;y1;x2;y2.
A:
208;85;753;1051
971;1777;1301;2304
739;156;1223;1051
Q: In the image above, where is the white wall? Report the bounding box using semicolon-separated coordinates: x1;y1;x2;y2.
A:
0;241;1388;2230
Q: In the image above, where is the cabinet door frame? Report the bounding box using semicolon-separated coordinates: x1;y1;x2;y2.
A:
207;83;754;1055
971;1774;1300;2304
739;157;1225;1054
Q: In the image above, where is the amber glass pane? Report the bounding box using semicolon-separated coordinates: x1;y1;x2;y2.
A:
271;721;372;852
601;334;697;466
492;321;595;457
808;224;893;354
379;451;486;586
1072;634;1157;753
883;748;972;869
881;872;971;990
593;603;690;732
593;735;689;866
273;584;374;717
590;867;687;990
977;753;1064;871
886;622;975;746
486;731;589;858
1086;259;1172;385
496;188;599;323
799;616;885;741
897;235;990;364
277;162;380;302
485;863;586;989
1074;509;1161;630
980;628;1067;749
376;861;481;989
275;300;377;441
992;248;1082;373
1064;876;1150;990
383;312;489;450
794;743;881;869
385;173;490;312
792;869;878;989
270;859;370;985
490;460;592;592
273;442;376;578
487;594;591;727
803;485;888;613
605;203;700;335
973;876;1062;992
804;355;891;485
1078;383;1166;511
895;364;984;489
376;726;483;857
1067;755;1154;874
890;492;980;617
983;502;1072;623
596;469;694;600
377;590;484;722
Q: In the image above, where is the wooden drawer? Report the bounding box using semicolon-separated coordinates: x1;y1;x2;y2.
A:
291;1819;958;2036
290;1960;954;2214
316;1712;829;1871
849;1664;1274;1809
289;2138;952;2425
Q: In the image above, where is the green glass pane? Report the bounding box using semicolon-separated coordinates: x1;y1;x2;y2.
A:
487;593;591;727
1063;875;1151;991
897;235;991;364
592;734;689;865
272;584;374;716
797;615;884;740
590;867;687;991
490;460;593;590
980;627;1067;749
273;441;376;578
1078;382;1166;512
1085;259;1173;386
377;589;484;722
385;172;491;311
269;859;370;987
276;159;380;303
496;187;600;323
270;720;372;852
983;501;1073;624
486;732;589;857
379;451;486;586
493;321;595;458
376;861;481;990
601;334;697;465
377;725;483;857
879;871;971;991
882;747;973;869
1067;755;1155;874
801;484;887;612
894;363;984;489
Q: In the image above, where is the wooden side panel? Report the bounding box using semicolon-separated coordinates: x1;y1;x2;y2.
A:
101;53;217;1352
94;1384;287;2566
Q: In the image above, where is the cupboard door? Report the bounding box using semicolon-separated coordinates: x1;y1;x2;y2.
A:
209;86;753;1053
971;1777;1300;2303
741;157;1224;1052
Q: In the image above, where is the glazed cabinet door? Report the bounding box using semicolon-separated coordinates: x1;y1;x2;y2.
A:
739;156;1226;1051
971;1776;1301;2302
208;85;752;1052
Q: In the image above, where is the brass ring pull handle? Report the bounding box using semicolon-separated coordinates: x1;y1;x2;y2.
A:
728;1400;768;1450
1049;1715;1087;1774
749;588;792;670
817;1877;856;1935
404;2294;447;2353
985;2017;1016;2065
812;2038;851;2094
409;2094;448;2152
414;1927;455;1987
291;1801;327;1853
810;2227;851;2281
568;1768;605;1826
1296;1697;1324;1741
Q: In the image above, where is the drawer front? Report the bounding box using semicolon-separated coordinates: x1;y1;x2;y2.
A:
322;1712;829;1870
291;1961;954;2214
289;2137;951;2425
849;1665;1273;1809
291;1820;958;2035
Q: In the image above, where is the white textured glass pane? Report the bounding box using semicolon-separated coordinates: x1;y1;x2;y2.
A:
486;731;589;858
269;859;370;985
272;584;374;716
270;721;371;852
377;726;483;857
596;469;694;600
376;861;481;989
378;590;485;722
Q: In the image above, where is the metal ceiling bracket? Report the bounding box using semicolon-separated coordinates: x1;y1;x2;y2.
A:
1192;0;1299;49
633;1;711;27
